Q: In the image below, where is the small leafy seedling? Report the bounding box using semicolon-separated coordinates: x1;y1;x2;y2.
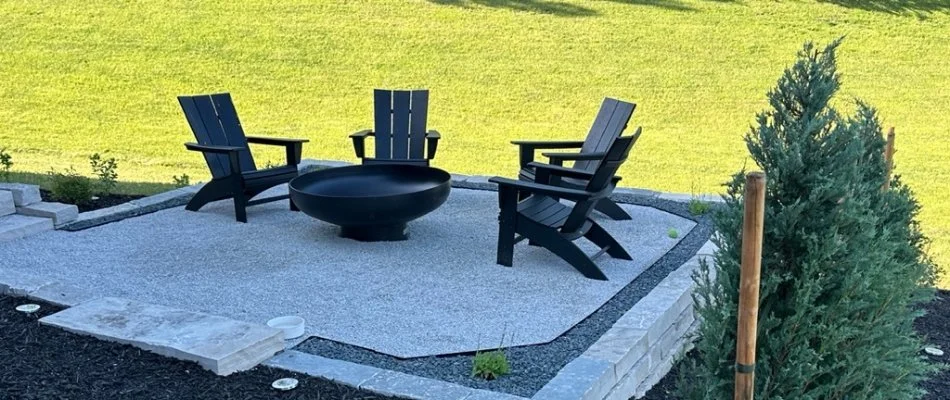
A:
472;349;510;380
0;147;12;181
172;174;191;188
667;228;679;239
89;152;119;195
688;197;711;215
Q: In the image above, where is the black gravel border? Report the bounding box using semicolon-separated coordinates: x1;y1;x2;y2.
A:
0;295;400;400
296;195;715;397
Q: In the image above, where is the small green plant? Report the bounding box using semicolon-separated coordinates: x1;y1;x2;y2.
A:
667;228;679;239
0;147;12;181
172;174;191;188
472;349;510;380
89;152;119;195
687;197;711;216
48;167;94;206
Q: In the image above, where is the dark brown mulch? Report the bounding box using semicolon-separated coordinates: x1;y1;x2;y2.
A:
39;189;144;213
640;289;950;399
0;296;399;400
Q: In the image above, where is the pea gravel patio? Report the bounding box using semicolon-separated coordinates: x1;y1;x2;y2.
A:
0;186;694;358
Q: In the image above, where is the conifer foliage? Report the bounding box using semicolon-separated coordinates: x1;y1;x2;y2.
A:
679;39;938;399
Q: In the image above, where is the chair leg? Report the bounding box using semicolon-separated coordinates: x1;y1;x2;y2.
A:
524;225;608;280
233;194;248;223
185;180;229;212
595;199;633;220
496;187;518;267
585;222;632;260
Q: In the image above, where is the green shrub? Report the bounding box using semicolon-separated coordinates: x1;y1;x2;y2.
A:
48;167;94;206
471;349;510;380
679;39;937;400
172;174;191;188
89;152;118;195
0;147;11;181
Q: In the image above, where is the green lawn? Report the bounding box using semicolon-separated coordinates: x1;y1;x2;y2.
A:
1;0;948;286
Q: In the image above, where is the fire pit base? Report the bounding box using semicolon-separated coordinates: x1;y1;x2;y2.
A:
340;223;409;242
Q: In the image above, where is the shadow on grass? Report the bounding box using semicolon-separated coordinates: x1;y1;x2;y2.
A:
428;0;739;15
818;0;950;16
428;0;597;16
2;171;179;196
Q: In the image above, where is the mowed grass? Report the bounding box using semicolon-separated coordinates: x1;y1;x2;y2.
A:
1;0;948;286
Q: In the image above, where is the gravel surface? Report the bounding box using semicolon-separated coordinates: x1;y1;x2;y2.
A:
0;187;694;358
0;295;399;400
296;195;714;397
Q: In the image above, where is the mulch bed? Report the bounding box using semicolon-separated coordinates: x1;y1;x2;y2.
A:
0;295;399;400
39;189;143;213
641;289;950;399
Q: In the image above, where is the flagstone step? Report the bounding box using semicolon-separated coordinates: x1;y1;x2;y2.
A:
0;183;41;206
39;297;284;376
16;201;78;227
0;214;53;241
0;190;13;216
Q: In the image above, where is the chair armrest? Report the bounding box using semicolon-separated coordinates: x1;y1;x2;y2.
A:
245;136;306;166
542;151;605;162
349;129;374;138
350;129;374;158
245;136;309;146
528;162;622;185
510;140;586;149
185;143;243;176
489;176;593;202
512;140;586;168
184;142;244;154
426;130;441;159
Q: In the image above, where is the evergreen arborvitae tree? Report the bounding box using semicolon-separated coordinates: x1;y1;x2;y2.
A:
679;39;937;399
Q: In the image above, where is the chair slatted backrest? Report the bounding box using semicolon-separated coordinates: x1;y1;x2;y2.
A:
573;98;637;172
561;130;641;233
373;89;429;163
178;93;257;179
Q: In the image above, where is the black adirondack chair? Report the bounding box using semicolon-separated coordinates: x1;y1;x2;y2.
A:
350;89;440;166
511;98;636;220
178;93;309;223
489;129;642;280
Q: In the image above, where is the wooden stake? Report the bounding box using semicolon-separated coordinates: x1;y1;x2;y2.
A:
883;127;896;192
735;172;766;400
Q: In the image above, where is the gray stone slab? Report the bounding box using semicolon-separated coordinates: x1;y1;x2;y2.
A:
632;321;699;398
0;267;56;297
0;183;41;206
128;187;193;210
264;350;381;387
28;281;98;307
531;356;615;400
0;214;53;241
465;389;531;400
0;190;14;216
452;175;496;191
360;370;475;400
582;326;649;384
40;297;283;376
0;187;694;358
17;202;79;227
60;202;138;231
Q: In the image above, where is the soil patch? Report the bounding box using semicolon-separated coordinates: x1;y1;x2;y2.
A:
40;189;143;213
0;295;398;400
640;289;950;399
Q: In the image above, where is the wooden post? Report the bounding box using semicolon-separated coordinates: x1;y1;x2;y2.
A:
734;172;766;400
883;127;896;192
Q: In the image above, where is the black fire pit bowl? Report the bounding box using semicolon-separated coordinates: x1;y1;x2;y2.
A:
289;164;452;241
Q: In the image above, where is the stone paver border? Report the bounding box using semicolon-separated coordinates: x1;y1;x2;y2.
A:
1;158;722;399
